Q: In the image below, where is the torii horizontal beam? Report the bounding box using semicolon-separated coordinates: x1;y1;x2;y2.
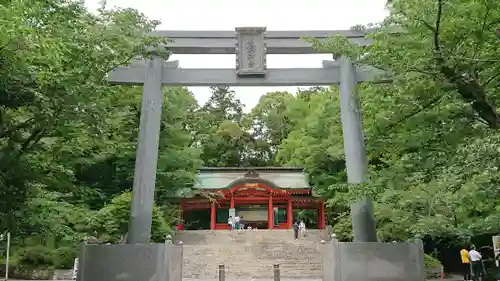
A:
150;29;372;54
108;61;390;86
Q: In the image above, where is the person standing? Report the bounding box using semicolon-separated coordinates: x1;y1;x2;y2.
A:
299;220;306;238
292;220;299;239
468;245;482;281
239;216;245;230
460;246;471;281
228;216;233;231
234;215;240;231
495;250;500;281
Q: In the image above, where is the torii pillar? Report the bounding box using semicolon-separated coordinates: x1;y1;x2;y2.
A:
322;58;378;242
339;57;378;242
112;57;179;244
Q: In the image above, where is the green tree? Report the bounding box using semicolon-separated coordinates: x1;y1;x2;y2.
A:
292;0;500;241
0;0;166;230
91;192;169;244
0;0;197;270
200;86;244;127
197;86;266;166
245;91;295;164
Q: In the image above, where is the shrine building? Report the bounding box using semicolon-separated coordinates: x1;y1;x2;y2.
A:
176;167;326;230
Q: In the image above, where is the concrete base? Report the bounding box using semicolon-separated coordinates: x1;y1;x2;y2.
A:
322;240;425;281
76;243;183;281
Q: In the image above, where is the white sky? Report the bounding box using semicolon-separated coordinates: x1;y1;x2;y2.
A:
85;0;388;111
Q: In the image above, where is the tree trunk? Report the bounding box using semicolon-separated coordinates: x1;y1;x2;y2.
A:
440;66;500;129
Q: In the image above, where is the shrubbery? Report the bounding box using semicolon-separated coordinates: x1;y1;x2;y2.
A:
424;254;442;279
7;192;171;271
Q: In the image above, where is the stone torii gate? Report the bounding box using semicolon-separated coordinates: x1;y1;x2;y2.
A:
109;27;390;244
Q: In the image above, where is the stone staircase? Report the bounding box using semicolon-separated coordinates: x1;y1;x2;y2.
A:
175;229;329;279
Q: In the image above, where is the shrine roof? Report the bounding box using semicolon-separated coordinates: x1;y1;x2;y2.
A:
194;167;310;190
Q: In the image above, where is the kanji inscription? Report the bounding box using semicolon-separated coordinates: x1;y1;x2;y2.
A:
235;27;266;76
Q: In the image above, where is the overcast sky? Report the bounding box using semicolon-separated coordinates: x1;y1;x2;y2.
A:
85;0;388;111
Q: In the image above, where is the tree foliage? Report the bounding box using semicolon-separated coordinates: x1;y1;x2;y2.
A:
91;192;169;244
0;0;195;269
295;0;500;241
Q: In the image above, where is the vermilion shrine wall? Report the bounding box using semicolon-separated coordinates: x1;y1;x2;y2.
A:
178;182;326;230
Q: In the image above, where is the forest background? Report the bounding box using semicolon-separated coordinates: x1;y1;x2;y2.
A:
1;0;499;276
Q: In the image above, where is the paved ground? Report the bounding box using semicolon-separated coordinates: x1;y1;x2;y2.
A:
184;279;321;281
4;274;464;281
6;276;463;281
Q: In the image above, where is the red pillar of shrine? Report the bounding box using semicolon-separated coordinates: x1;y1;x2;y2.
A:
287;198;293;229
268;195;274;229
319;200;326;229
210;201;216;230
177;205;184;230
230;194;235;209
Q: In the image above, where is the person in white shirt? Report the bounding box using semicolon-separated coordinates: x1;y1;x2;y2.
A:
495;250;500;281
468;245;483;281
228;216;234;231
299;220;306;237
234;216;240;230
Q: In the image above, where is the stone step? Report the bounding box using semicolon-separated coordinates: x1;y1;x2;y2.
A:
182;245;323;278
178;229;328;279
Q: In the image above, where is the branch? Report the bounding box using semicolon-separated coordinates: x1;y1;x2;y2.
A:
407;66;439;76
399;10;437;34
450;56;500;63
482;72;500;87
472;1;491;61
475;116;489;126
434;0;443;53
386;95;444;130
104;53;138;74
0;118;35;139
14;105;63;158
0;36;12;52
420;20;437;34
19;127;45;153
440;65;500;128
399;0;442;57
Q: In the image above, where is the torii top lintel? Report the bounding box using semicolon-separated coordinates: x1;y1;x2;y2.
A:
108;27;392;86
149;28;373;55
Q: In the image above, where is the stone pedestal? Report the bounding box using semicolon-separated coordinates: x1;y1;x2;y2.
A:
76;243;183;281
322;240;424;281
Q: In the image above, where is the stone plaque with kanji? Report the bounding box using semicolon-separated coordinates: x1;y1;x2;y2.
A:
235;27;266;76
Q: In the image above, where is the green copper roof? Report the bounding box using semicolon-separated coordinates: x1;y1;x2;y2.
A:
194;167;310;190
